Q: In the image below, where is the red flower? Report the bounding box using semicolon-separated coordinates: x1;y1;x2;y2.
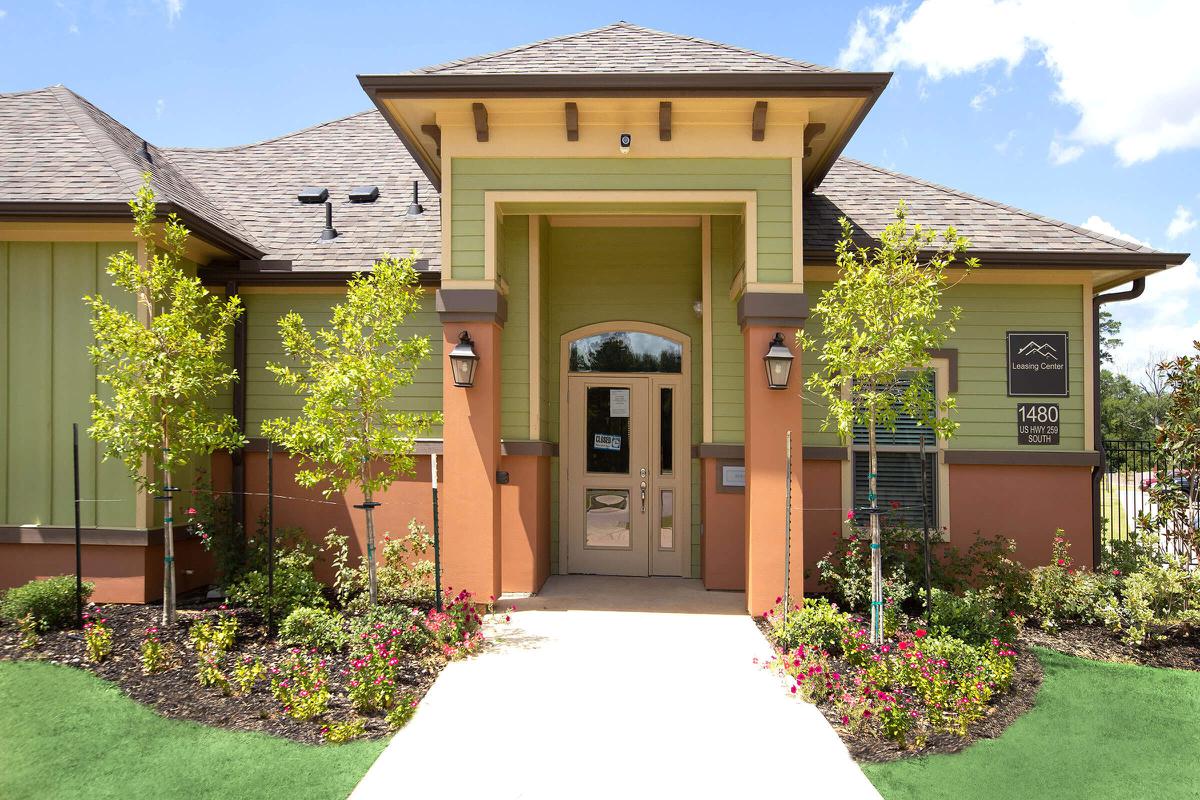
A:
914;629;927;638
898;640;911;650
186;507;197;516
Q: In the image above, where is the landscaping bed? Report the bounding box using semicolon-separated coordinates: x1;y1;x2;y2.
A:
1023;623;1200;671
0;596;441;745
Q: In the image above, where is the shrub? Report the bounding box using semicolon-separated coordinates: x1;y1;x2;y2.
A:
231;656;266;696
385;694;420;730
425;589;487;658
189;610;239;654
816;528;915;613
322;717;367;744
185;470;246;587
1;575;93;630
326;520;435;612
17;614;40;649
82;610;112;663
348;608;428;713
270;649;331;720
929;588;1019;646
141;627;169;674
1098;557;1200;645
227;548;326;620
767;597;852;653
280;607;347;653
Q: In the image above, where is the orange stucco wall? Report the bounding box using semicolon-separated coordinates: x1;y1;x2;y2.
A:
700;459;745;590
948;463;1094;570
801;458;844;592
742;325;805;615
499;454;551;595
440;322;503;600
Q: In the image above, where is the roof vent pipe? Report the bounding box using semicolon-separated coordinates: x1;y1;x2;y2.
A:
141;139;152;164
407;181;424;216
320;200;338;241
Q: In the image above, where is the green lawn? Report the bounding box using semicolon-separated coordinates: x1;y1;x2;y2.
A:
863;648;1200;800
0;660;387;800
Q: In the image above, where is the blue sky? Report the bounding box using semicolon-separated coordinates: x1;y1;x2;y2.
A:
2;0;1196;379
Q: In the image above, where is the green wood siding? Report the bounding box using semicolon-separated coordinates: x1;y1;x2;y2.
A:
499;216;530;439
1;241;139;529
242;290;443;438
711;216;745;442
450;158;793;282
801;281;1088;451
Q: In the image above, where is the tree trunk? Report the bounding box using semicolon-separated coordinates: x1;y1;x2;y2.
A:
161;444;176;626
869;408;883;645
364;486;378;607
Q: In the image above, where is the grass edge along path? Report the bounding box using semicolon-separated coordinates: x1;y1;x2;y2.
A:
0;660;388;800
862;647;1200;800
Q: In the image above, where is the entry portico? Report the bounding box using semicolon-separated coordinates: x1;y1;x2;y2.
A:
362;42;888;612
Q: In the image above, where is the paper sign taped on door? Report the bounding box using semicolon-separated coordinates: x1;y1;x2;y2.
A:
609;388;630;418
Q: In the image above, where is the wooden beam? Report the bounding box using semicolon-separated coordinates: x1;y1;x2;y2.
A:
564;102;579;142
804;122;826;146
420;123;442;156
659;101;672;141
472;102;489;142
751;101;767;142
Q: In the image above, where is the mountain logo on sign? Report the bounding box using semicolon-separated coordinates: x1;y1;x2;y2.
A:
1017;341;1059;360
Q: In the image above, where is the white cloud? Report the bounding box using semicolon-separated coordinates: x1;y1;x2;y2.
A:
994;129;1017;155
1082;215;1200;375
839;0;1200;165
1048;139;1083;166
160;0;183;24
68;22;78;34
0;10;8;20
155;98;166;119
970;83;997;111
1167;206;1196;240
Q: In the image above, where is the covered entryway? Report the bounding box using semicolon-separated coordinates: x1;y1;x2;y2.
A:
350;576;881;799
562;325;690;577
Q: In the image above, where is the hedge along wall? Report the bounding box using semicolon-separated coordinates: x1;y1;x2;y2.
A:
450;157;795;282
801;280;1087;451
0;241;140;529
240;289;443;438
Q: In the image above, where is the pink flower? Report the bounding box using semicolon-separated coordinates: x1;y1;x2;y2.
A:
846;510;856;521
187;507;197;516
914;629;927;638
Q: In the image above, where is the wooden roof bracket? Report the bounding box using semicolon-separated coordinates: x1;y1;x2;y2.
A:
420;123;442;156
565;102;579;141
751;101;767;142
803;122;825;159
472;102;489;142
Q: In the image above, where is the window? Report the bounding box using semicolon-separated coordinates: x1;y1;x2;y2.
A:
851;372;939;529
568;331;682;373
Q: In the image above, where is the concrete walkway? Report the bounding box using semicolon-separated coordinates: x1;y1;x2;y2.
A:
351;576;880;799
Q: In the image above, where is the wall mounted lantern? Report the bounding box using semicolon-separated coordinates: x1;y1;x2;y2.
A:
449;330;479;388
763;332;794;390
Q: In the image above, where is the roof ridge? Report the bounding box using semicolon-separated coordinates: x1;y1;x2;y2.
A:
612;21;839;72
835;157;1158;255
411;22;621;74
48;86;147;197
162;109;378;154
0;84;67;100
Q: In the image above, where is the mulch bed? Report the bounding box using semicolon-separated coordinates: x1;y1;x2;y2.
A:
0;596;442;745
1022;623;1200;672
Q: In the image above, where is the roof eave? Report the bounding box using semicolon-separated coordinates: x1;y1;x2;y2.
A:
0;200;266;260
804;246;1190;269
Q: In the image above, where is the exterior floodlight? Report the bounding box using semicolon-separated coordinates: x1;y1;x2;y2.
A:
449;330;479;388
763;332;794;390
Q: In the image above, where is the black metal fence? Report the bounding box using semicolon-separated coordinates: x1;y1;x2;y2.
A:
1101;439;1160;543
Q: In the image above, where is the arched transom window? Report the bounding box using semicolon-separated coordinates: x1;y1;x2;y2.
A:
567;331;683;373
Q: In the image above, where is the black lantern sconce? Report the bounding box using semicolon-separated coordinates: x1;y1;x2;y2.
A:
763;332;794;390
449;330;479;388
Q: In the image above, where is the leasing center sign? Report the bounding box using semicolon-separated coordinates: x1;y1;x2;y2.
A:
1007;331;1069;397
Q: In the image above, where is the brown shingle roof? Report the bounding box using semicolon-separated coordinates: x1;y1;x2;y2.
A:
164;111;441;272
805;158;1187;266
411;21;842;75
0;86;263;257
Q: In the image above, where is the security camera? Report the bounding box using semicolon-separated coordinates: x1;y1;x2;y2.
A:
619;132;632;154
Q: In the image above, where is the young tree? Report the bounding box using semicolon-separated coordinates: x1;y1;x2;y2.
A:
1146;342;1200;560
799;204;977;643
262;254;439;607
86;176;245;625
1098;309;1123;364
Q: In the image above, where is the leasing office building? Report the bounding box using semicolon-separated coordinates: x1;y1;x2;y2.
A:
0;23;1188;612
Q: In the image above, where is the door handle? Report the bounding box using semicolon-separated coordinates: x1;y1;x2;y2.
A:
640;481;647;512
